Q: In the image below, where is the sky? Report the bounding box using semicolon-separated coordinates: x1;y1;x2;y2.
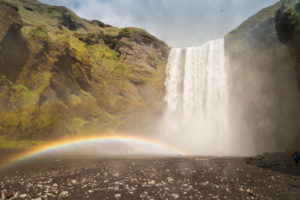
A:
40;0;279;47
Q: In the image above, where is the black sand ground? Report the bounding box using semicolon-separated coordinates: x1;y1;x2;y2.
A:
0;151;299;200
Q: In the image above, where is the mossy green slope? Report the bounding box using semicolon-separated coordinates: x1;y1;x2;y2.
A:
225;0;300;153
0;0;169;141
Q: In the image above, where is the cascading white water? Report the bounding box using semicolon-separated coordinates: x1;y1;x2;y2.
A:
163;38;230;155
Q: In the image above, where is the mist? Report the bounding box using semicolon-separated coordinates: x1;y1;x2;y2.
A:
32;0;300;157
224;35;300;156
147;35;300;156
33;140;181;158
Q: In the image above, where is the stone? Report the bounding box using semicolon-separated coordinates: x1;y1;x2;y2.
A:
59;191;69;198
3;191;14;199
148;180;155;185
167;177;174;183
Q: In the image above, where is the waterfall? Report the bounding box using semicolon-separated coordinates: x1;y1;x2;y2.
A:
163;38;229;155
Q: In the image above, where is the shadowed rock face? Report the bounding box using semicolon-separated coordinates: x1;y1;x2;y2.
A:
0;23;29;83
0;2;29;83
0;0;169;139
50;50;91;100
60;10;86;31
275;0;300;91
225;1;300;153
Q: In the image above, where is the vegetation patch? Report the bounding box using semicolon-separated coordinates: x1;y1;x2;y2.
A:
13;84;39;108
71;117;88;131
119;28;133;38
0;135;39;148
0;0;169;142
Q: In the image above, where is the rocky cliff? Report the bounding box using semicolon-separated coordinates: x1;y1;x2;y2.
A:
225;1;300;153
275;0;300;90
0;0;169;140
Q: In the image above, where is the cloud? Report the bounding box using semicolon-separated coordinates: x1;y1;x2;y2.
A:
40;0;279;47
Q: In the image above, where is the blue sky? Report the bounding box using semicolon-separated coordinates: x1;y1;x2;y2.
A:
40;0;279;47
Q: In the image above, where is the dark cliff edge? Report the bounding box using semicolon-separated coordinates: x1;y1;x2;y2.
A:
0;0;170;141
225;1;300;154
275;0;300;91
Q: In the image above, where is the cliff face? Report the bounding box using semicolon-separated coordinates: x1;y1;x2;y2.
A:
275;0;300;90
0;0;169;139
225;1;300;154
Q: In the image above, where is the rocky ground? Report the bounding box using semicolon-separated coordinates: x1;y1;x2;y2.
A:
0;153;300;200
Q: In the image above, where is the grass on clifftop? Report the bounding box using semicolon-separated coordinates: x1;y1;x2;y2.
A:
226;2;281;41
282;0;300;32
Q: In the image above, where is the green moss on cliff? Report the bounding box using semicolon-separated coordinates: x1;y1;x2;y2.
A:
226;2;281;53
0;0;169;142
71;117;88;131
0;135;39;148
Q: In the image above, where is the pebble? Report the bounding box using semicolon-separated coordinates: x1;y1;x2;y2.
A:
113;172;119;177
59;191;69;197
19;194;27;198
0;156;298;199
82;178;87;183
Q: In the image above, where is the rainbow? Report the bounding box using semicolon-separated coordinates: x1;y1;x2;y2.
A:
0;134;187;169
